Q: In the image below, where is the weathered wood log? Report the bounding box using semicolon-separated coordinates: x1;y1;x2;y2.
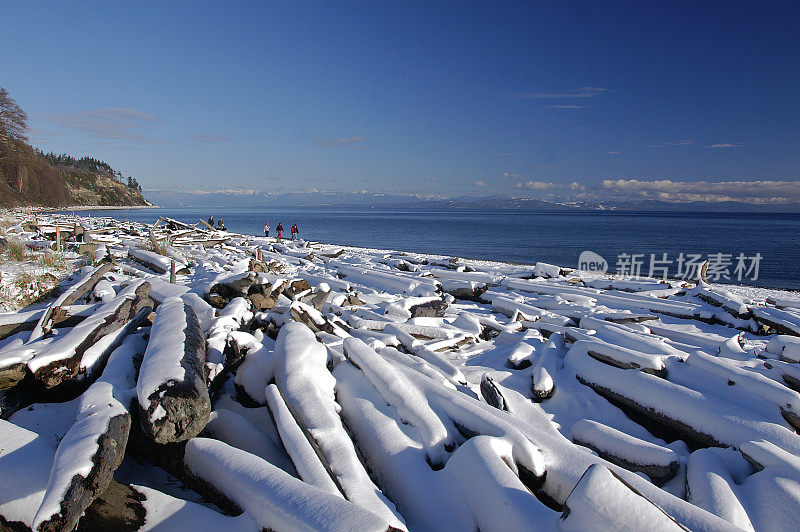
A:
571;419;679;485
409;298;448;318
136;297;210;444
24;281;152;390
569;350;800;454
480;373;509;411
75;480;146;532
28;262;114;342
128;248;188;275
290;301;350;337
208;271;257;300
560;464;685;530
283;278;312;299
183;438;398;532
264;384;344;496
33;398;131;532
753;307;800;337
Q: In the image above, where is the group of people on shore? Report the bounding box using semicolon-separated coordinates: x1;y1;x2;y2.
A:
205;214;298;240
207;215;225;231
263;221;298;241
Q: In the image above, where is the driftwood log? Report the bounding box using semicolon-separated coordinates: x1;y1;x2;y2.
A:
28;262;114;342
28;281;152;390
136;299;211;444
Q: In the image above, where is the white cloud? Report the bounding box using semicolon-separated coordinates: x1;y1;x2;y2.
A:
606;150;620;154
473;181;487;187
648;140;694;149
43;107;166;143
599;179;800;204
512;87;609;99
549;105;583;109
311;135;371;149
515;180;557;190
423;176;438;182
707;142;742;148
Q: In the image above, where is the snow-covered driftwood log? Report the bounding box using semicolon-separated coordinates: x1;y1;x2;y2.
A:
136;296;211;443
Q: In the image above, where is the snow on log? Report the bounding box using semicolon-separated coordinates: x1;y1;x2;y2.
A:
570;419;679;485
686;448;755;531
531;334;563;401
136;296;210;444
568;349;800;454
274;322;407;529
203;406;296;476
0;420;53;528
445;435;558;531
684;350;800;430
32;380;131;531
290;301;350;337
343;336;456;467
27;262;115;342
579;316;688;360
233;340;276;405
695;283;752;320
507;339;538;369
336;263;439;296
765;334;800;362
128;248;188;275
489;293;572;326
206;296;253;382
752;307;800;336
570;338;668;375
383;323;468;385
332;360;476;531
559;464;685;531
264;384;341;495
25;280;152;389
645;320;730;352
183;437;396;532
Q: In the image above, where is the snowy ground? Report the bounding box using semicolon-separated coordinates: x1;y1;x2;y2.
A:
2;211;800;531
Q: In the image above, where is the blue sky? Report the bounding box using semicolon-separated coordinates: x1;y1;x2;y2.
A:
2;1;799;202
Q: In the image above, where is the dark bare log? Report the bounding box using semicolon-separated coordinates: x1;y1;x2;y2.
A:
76;480;146;532
409;299;448;318
479;373;508;411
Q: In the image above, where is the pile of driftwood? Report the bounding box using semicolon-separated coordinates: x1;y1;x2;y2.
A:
3;213;800;531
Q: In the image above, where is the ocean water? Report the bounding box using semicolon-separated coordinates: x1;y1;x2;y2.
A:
71;207;800;290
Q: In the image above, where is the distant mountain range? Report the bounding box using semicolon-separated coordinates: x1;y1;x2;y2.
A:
143;189;800;213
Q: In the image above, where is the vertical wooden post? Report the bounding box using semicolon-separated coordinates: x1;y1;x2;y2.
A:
56;226;61;253
170;260;177;284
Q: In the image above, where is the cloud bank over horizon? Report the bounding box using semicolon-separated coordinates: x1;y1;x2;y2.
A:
144;178;800;206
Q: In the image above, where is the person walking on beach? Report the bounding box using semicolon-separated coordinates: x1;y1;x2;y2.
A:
264;221;270;237
291;224;298;240
276;222;284;241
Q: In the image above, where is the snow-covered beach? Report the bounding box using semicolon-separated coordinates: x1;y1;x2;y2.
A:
2;210;800;531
